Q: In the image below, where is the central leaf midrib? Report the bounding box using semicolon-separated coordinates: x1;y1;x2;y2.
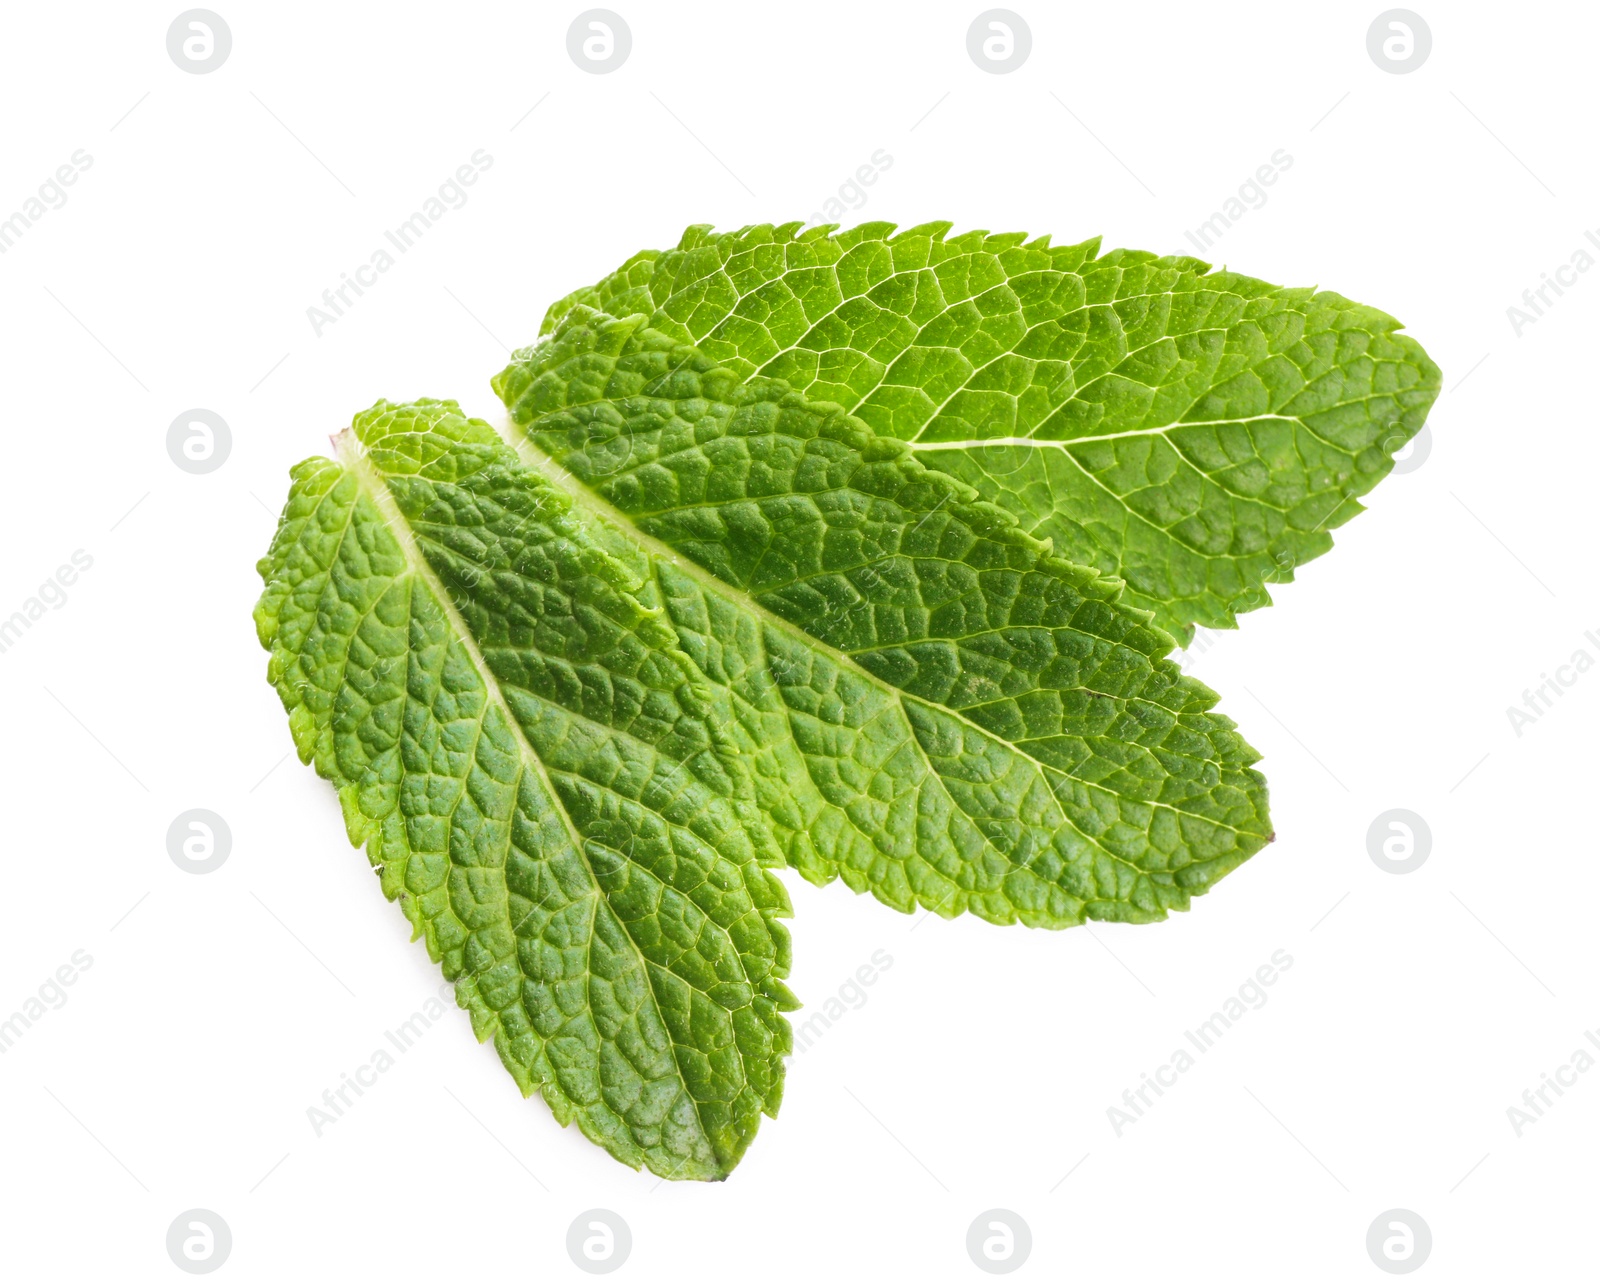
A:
336;431;728;1170
494;417;1258;846
905;413;1297;451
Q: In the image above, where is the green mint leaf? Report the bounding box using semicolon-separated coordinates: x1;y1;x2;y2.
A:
255;401;795;1181
492;307;1270;931
545;222;1441;642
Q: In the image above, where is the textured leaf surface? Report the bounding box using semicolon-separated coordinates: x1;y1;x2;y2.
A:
547;222;1441;642
244;222;1438;1179
257;393;1267;1177
493;308;1271;929
256;368;1273;1176
255;402;795;1180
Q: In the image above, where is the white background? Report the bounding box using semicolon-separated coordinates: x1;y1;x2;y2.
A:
1;1;1594;1279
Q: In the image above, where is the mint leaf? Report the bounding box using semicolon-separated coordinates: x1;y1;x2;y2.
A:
546;223;1441;641
256;402;795;1180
